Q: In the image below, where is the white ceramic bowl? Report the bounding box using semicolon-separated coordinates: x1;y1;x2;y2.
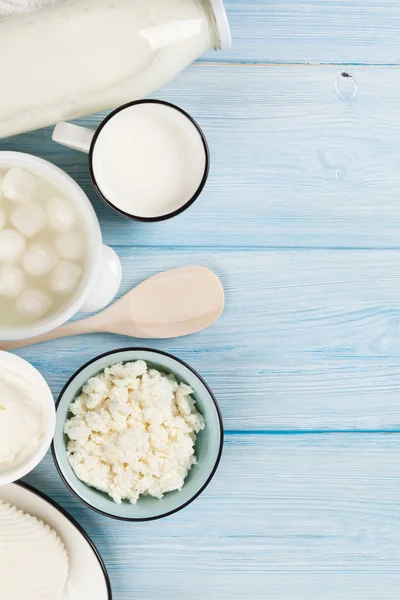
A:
0;351;55;485
0;152;122;342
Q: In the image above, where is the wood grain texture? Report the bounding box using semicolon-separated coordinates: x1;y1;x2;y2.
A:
14;248;400;431
3;65;400;248
24;434;400;599
203;0;400;65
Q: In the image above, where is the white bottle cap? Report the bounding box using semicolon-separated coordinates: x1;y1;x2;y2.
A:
209;0;232;50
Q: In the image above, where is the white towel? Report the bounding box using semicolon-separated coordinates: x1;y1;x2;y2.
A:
0;0;61;19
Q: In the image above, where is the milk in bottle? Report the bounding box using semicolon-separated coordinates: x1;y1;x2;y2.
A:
0;0;231;138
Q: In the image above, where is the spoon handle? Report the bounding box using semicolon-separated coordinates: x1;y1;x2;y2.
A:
0;316;101;351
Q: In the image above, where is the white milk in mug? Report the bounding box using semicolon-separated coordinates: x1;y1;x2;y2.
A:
0;0;231;138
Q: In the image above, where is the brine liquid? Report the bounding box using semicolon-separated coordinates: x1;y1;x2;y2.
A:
0;167;87;328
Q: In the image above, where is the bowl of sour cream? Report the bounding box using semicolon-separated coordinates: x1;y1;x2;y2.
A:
0;351;55;485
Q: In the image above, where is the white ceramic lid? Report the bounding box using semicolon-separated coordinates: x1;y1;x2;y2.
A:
209;0;232;50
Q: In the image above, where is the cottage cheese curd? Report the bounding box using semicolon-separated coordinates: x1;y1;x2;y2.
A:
64;360;205;504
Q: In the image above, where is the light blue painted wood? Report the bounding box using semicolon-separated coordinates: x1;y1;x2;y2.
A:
24;434;400;599
14;248;400;431
3;65;400;248
2;2;400;597
203;0;400;64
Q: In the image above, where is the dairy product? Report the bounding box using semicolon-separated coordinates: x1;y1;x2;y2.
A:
0;361;46;475
0;501;69;600
11;202;47;238
0;230;26;263
65;360;206;504
0;265;26;297
16;288;53;320
92;102;207;218
48;196;77;232
0;207;6;229
2;168;37;203
22;243;57;277
0;0;230;138
50;262;83;295
0;166;87;328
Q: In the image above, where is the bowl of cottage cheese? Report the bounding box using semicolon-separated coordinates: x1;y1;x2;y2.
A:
52;348;223;520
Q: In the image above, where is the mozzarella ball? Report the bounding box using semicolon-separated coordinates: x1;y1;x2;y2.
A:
50;261;82;295
17;288;53;320
22;243;57;277
0;229;27;263
0;265;26;297
48;196;76;232
2;168;37;203
11;202;46;238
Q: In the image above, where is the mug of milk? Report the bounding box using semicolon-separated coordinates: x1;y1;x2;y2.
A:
0;152;122;342
0;0;231;139
53;100;210;222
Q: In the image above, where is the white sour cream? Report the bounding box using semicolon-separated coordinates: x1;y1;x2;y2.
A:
0;362;45;474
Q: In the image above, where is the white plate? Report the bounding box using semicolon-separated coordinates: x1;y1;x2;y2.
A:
0;482;112;600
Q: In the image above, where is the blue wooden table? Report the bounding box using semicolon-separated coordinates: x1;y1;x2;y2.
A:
2;1;400;598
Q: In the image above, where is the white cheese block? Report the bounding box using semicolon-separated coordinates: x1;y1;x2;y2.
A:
0;500;69;600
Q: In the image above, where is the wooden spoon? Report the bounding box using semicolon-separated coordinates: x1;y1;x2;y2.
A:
0;267;224;351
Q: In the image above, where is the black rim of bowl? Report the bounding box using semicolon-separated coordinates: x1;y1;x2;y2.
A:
88;99;210;223
15;480;113;599
52;347;224;522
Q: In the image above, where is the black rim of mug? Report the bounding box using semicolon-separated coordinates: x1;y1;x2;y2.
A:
88;99;210;223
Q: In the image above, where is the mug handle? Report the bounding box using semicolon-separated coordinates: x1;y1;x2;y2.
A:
80;245;122;313
53;123;122;312
52;122;95;153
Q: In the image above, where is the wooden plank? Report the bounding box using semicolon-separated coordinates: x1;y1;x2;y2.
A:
14;248;400;431
3;1;400;65
3;65;400;249
204;0;400;65
24;433;400;599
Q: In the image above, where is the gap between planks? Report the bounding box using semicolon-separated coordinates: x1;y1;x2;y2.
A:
196;61;400;67
225;430;400;435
